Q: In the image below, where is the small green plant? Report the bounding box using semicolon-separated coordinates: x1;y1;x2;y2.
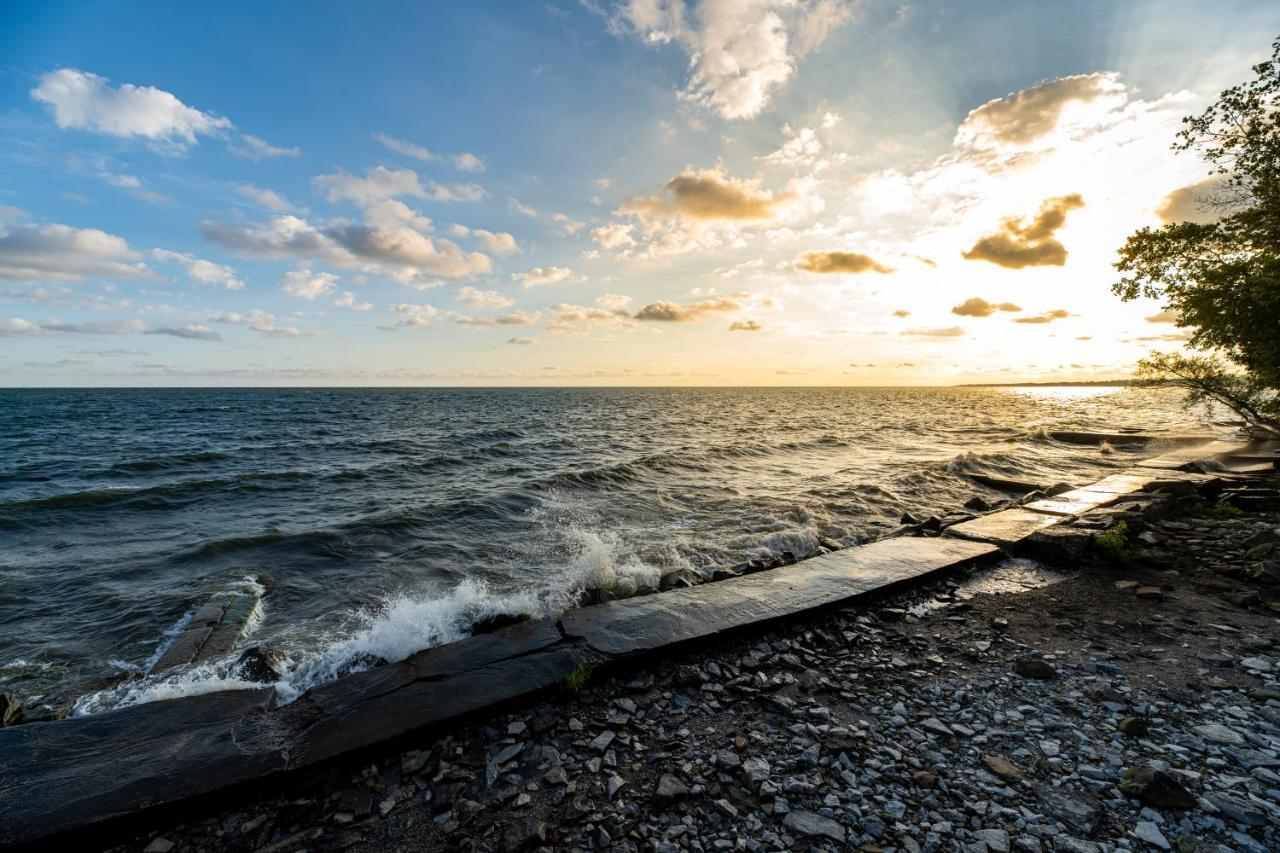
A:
1213;499;1243;519
565;658;593;692
1095;521;1130;562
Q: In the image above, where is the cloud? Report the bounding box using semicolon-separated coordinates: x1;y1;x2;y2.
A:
544;302;634;334
1145;309;1178;324
955;73;1125;148
513;265;573;286
229;134;299;160
0;222;149;282
509;197;538;218
215;309;312;337
900;326;965;337
151;249;244;290
147;323;222;340
610;0;856;119
203;210;492;281
333;290;373;311
281;268;339;300
962;194;1085;269
456;286;514;309
373;133;439;162
1012;309;1070;324
950;297;1021;318
379;302;440;330
794;251;891;274
454;153;485;172
635;296;741;322
30;68;231;152
506;337;538;345
891;309;911;318
596;293;633;311
552;212;585;236
473;229;519;255
1156;177;1228;224
237;184;298;213
728;319;763;331
2;315;219;340
313;166;486;205
591;223;637;250
624;166;812;222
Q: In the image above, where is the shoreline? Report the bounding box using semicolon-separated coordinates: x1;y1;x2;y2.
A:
2;439;1278;850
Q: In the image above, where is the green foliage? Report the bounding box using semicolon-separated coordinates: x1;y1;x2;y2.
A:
565;658;593;692
1113;36;1280;435
1095;521;1130;562
1214;498;1244;518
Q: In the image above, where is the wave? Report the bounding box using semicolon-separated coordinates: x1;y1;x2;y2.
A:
108;450;229;474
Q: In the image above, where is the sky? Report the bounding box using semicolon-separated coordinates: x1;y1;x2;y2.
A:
2;1;1278;387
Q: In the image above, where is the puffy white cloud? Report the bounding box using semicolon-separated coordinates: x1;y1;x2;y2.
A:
229;134;300;160
622;166;820;223
634;296;741;321
333;291;373;311
544;302;635;334
955;73;1127;149
203;209;492;281
281;268;339;300
30;68;231;152
596;293;633;311
473;229;519;255
591;222;637;250
609;0;856;119
456;286;514;309
454;152;485;172
215;309;312;337
0;222;149;282
151;249;244;290
513;265;573;286
380;302;440;330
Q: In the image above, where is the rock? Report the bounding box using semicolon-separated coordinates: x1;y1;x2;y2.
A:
652;773;689;806
1118;716;1149;737
783;809;846;843
1192;723;1244;745
501;818;547;851
1135;586;1164;600
741;756;770;786
975;828;1011;852
1204;793;1266;826
982;754;1023;781
660;568;704;591
901;511;923;525
965;496;993;512
0;694;23;727
587;731;615;752
912;769;938;788
1034;784;1102;836
1134;821;1171;850
143;839;175;853
1118;766;1197;810
235;646;286;683
470;612;531;635
1014;656;1057;679
606;774;625;800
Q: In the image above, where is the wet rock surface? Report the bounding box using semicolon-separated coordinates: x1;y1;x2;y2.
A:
103;478;1279;853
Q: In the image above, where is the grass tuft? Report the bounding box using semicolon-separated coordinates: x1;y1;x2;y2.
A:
1095;520;1130;562
565;658;593;692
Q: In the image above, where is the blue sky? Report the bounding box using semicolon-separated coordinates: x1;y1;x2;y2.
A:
2;1;1278;385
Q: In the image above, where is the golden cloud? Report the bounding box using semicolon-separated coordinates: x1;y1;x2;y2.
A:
794;251;892;274
635;297;742;322
951;297;1021;317
1156;177;1228;224
621;167;801;223
728;319;763;332
963;194;1084;269
1012;309;1070;324
899;326;965;337
957;73;1122;147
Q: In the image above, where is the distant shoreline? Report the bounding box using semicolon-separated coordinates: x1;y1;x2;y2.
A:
956;380;1138;388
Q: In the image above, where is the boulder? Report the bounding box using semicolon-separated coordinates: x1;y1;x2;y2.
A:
1014;656;1057;679
964;496;993;512
782;810;846;843
1034;784;1102;836
235;647;286;683
652;773;689;806
660;568;704;591
501;818;547;851
469;612;530;635
1118;716;1148;737
1118;765;1197;809
1;694;22;727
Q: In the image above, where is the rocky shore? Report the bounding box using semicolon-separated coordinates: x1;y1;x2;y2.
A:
107;478;1280;853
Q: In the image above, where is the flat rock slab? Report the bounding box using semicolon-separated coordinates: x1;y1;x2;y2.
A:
1023;490;1118;516
943;508;1061;549
0;619;575;846
561;537;998;656
152;593;260;672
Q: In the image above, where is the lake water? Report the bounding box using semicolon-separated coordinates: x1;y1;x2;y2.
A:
0;385;1215;713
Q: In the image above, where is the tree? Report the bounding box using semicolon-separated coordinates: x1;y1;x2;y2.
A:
1113;36;1280;436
